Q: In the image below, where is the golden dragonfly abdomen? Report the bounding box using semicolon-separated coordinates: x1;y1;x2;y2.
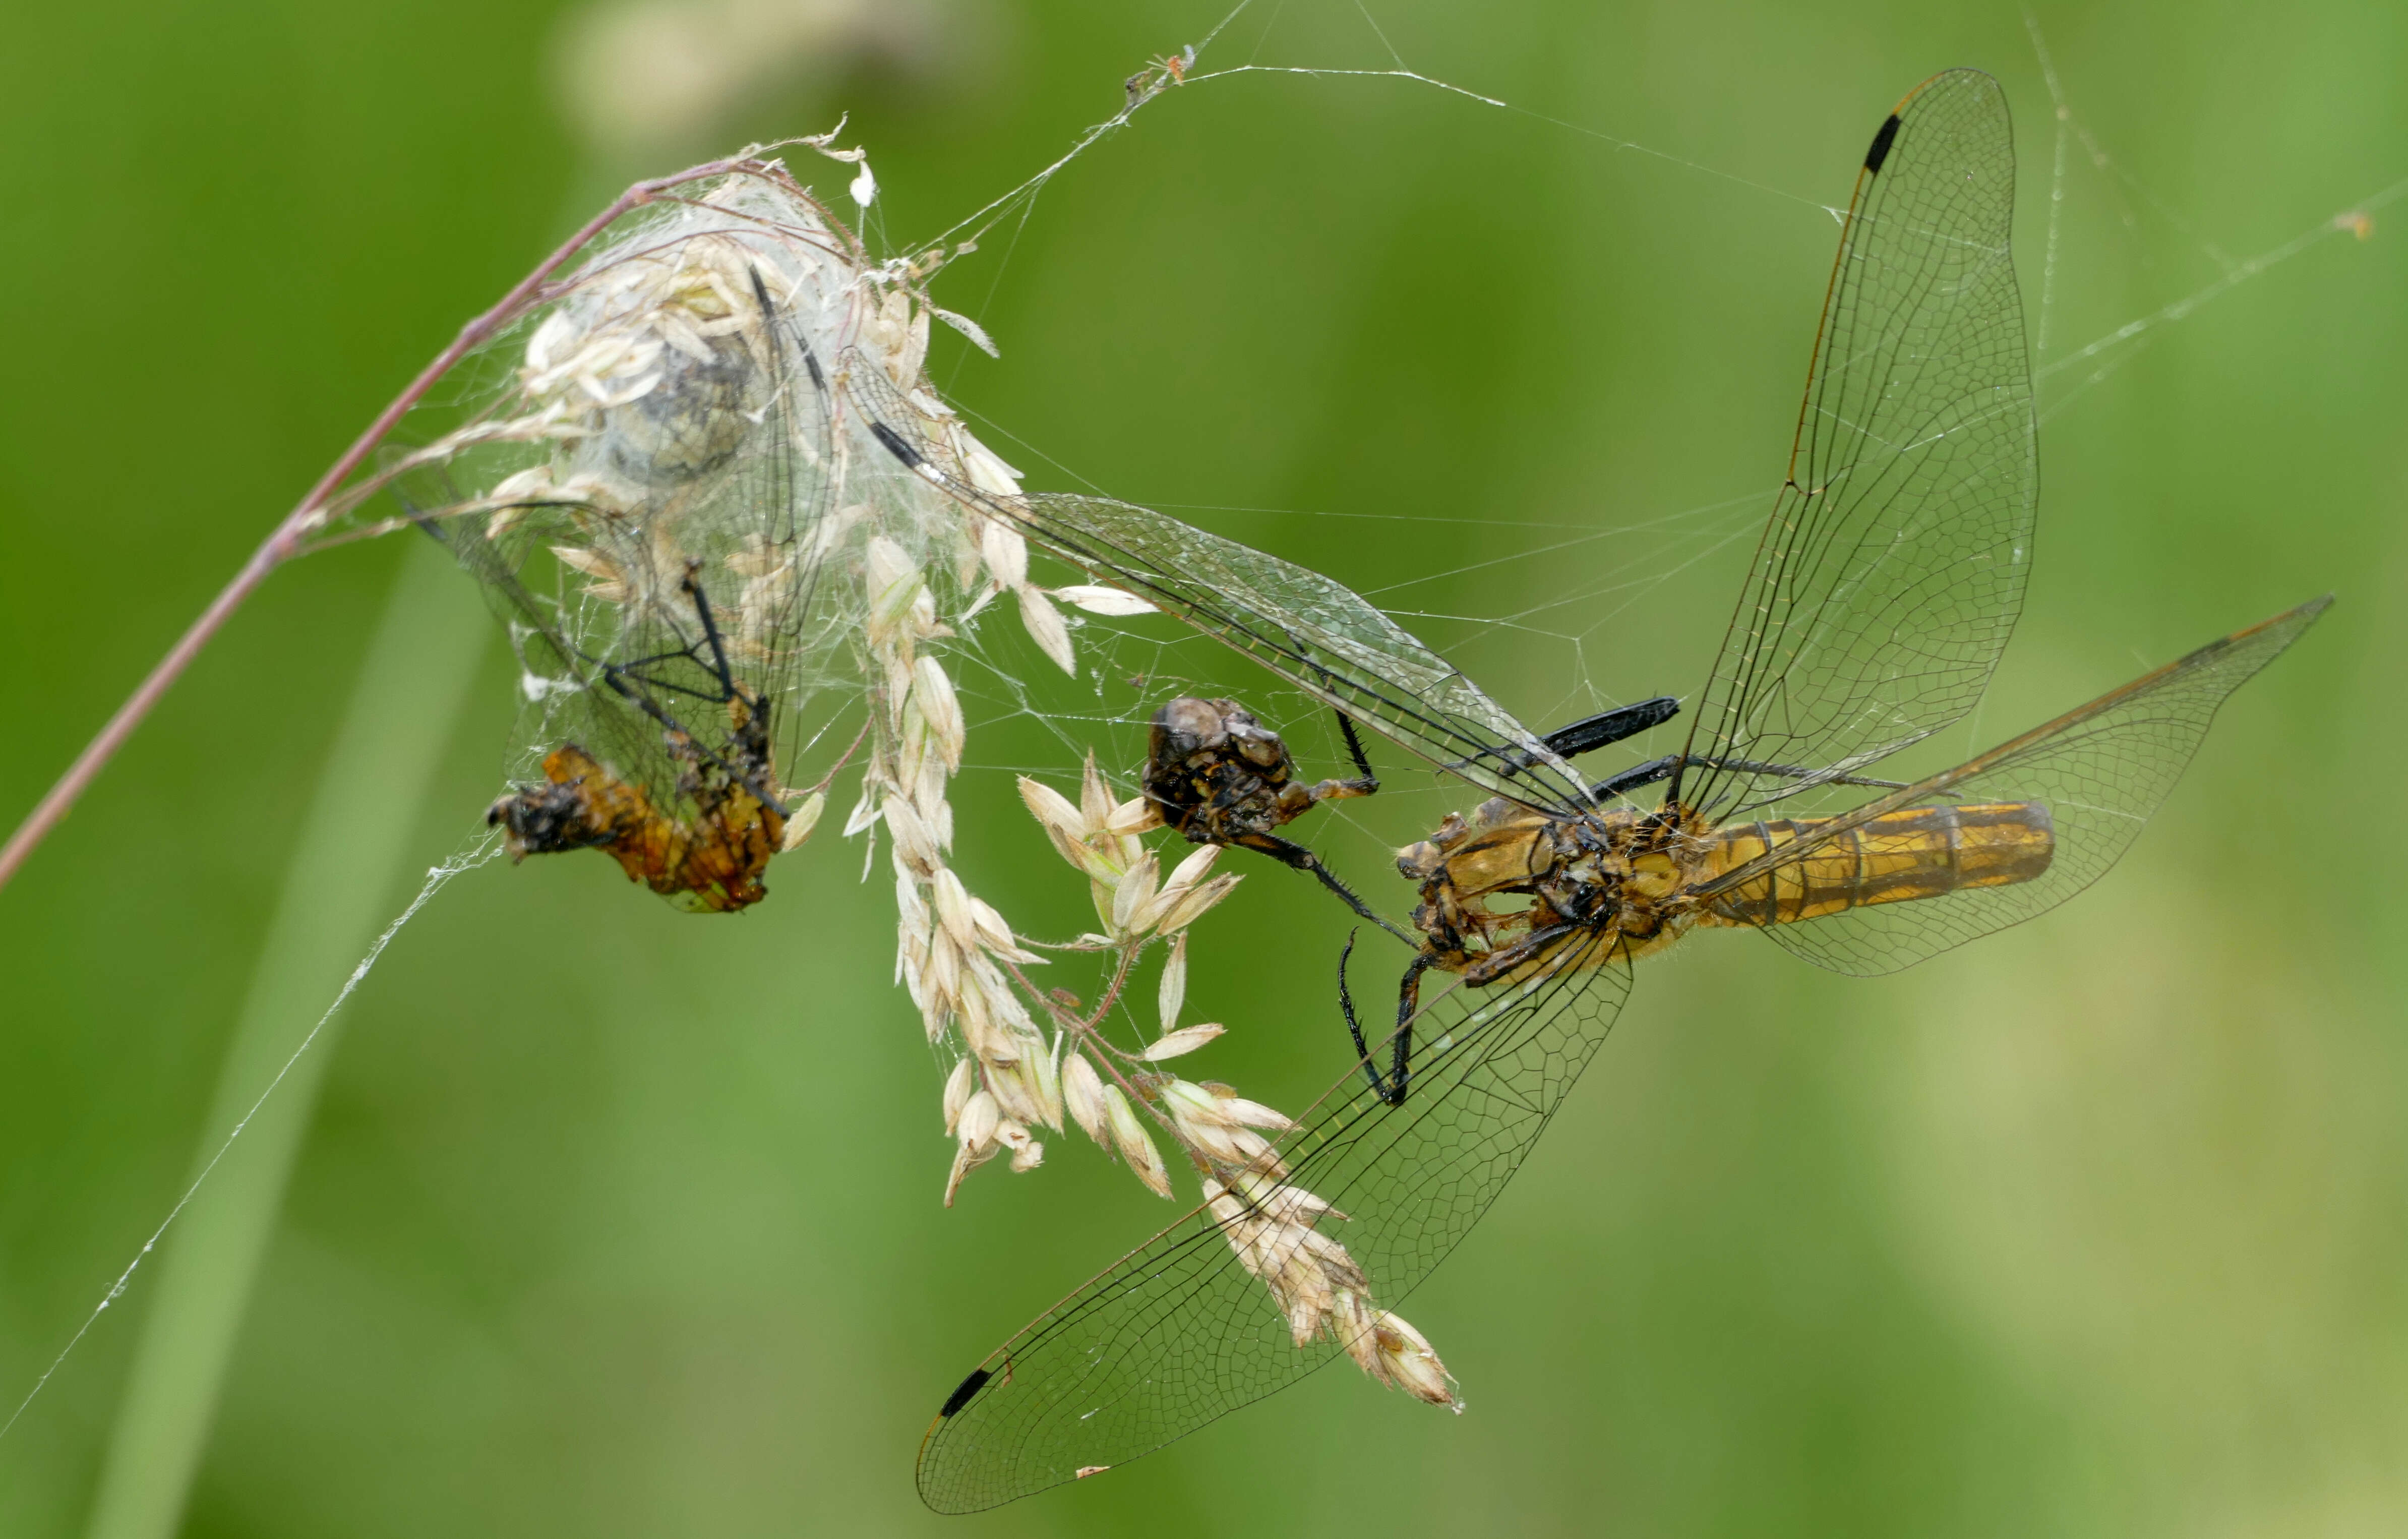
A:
1697;802;2054;929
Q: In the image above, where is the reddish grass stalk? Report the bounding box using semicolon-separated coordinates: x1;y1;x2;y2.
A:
0;153;776;895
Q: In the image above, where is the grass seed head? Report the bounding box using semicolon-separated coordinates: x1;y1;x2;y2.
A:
941;1057;977;1134
1155;872;1240;933
1062;1052;1110;1145
1104;1084;1172;1199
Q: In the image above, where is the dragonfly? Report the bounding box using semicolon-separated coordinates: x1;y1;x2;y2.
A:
416;219;845;913
1138;692;1681;942
850;69;2328;1510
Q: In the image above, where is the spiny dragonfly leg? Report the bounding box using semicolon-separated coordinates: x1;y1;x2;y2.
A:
1541;695;1681;758
1339;934;1426;1106
1329;709;1379;795
1589;754;1680;801
1279;709;1392;923
1365;920;1589;1105
1443;695;1680;780
1238;830;1414;944
1289;655;1380;797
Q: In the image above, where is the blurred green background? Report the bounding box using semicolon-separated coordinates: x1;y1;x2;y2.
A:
3;0;2403;1534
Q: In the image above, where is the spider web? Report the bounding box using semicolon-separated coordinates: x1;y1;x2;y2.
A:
868;5;2391;1506
7;0;2394;1471
910;0;2398;810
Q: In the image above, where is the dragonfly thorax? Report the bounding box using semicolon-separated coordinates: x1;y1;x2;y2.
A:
1397;798;1717;975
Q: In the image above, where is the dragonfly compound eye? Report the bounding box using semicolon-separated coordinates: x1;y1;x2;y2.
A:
483;744;645;859
1230;722;1290;772
1147;696;1232;757
488;777;598;858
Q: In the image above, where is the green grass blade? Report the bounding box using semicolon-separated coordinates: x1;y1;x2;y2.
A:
84;538;488;1539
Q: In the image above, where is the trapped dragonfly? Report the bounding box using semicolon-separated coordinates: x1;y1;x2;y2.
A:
875;68;2328;1510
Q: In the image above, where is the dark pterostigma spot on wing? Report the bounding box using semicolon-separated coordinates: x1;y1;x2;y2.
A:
872;421;924;468
938;1367;992;1418
1864;112;1902;172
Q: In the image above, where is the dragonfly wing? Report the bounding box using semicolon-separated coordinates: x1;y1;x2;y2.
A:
1696;596;2328;976
402;476;671;790
838;357;1588;812
1681;70;2034;820
915;931;1633;1512
1020;490;1588;808
417;255;841;804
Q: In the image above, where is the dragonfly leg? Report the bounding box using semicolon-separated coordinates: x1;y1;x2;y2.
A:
1296;712;1379;809
1542;696;1680;758
679;566;742;704
1340;944;1434;1106
1338;930;1378;1091
1386;955;1431;1104
594;662;792;816
1444;695;1681;780
1237;830;1413;943
1328;709;1379;795
1589;754;1678;802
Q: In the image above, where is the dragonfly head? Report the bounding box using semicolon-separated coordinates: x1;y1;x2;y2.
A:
1142;696;1301;843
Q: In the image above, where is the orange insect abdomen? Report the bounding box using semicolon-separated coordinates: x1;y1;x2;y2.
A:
1697;802;2054;929
505;745;784;913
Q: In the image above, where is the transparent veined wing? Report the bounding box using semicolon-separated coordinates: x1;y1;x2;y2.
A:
1689;596;2329;975
1678;69;2035;821
837;355;1592;814
418;260;841;811
915;931;1633;1512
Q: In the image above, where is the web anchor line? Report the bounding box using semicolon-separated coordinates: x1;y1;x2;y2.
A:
0;840;501;1445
